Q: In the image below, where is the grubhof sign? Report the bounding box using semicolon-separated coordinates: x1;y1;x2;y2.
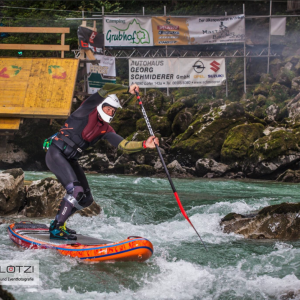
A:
104;17;153;47
129;58;226;88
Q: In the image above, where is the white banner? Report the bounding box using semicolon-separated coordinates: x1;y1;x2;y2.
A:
129;58;226;88
87;55;116;94
104;17;153;47
271;17;286;35
187;14;245;44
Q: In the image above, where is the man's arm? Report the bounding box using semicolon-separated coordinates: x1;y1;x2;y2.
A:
102;132;158;154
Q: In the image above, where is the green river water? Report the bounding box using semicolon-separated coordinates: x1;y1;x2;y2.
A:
1;171;300;299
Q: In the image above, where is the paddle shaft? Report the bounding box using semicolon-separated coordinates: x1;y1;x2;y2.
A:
136;92;207;251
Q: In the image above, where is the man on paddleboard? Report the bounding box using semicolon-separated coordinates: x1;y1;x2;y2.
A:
45;83;159;240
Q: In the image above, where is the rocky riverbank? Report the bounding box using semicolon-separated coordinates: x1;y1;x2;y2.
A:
0;169;101;221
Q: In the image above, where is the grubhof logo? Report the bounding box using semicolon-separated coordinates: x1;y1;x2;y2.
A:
192;60;205;73
210;61;220;72
106;19;151;45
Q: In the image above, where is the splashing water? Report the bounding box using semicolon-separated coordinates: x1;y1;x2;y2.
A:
1;172;300;300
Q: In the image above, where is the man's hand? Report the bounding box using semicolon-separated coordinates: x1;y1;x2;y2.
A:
145;136;159;148
129;84;139;95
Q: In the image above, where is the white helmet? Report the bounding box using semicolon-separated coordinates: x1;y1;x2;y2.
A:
97;94;122;123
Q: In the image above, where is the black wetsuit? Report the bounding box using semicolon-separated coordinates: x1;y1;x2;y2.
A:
46;92;123;190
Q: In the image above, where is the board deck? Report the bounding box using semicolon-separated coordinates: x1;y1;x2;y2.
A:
8;222;154;262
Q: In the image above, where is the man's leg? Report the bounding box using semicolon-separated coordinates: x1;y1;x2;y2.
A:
46;146;84;240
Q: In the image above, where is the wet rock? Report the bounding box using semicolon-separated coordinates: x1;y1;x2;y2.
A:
134;164;155;176
25;178;101;218
252;154;300;177
167;160;186;174
276;169;300;183
0;284;16;300
78;153;110;172
25;177;66;218
195;158;229;177
221;202;300;240
0;169;25;215
154;159;163;171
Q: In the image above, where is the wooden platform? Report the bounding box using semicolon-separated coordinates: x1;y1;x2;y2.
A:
0;118;21;130
0;58;79;123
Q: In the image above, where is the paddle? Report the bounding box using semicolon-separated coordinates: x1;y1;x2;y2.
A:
135;91;208;251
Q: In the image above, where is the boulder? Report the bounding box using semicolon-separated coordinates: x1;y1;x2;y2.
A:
134;164;156;176
140;89;170;116
221;123;264;164
221;202;300;240
276;67;295;87
0;169;25;215
172;107;194;135
265;104;280;122
167;160;186;174
269;82;290;102
251;130;300;162
25;178;101;218
171;103;247;162
166;101;185;121
287;92;300;122
291;76;300;94
25;177;66;218
78;153;110;172
111;108;141;138
149;115;172;136
195;158;229;177
253;84;270;97
276;169;300;183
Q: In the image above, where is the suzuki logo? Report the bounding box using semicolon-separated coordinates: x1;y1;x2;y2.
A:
210;61;220;72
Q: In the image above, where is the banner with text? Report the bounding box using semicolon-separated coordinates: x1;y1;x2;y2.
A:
87;55;116;94
104;17;153;47
129;58;226;88
152;15;245;45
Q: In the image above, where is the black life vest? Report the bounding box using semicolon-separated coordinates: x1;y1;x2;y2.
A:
52;108;114;159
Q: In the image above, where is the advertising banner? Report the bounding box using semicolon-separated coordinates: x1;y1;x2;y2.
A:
271;17;286;35
77;26;104;54
152;15;245;45
129;58;226;88
151;16;189;46
104;17;153;47
87;55;116;94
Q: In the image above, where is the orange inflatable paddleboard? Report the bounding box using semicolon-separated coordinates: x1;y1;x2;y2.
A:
8;222;153;262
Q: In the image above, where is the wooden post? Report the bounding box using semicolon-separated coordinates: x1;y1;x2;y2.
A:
61;33;65;58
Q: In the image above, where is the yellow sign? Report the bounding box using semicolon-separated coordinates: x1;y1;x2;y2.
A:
152;16;189;46
0;58;78;119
